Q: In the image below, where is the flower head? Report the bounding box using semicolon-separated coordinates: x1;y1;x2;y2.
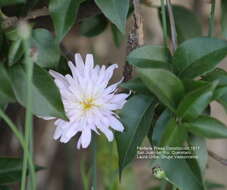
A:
44;53;129;149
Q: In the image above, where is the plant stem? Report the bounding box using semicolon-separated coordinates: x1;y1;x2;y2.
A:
21;39;36;190
166;0;177;52
208;0;216;37
91;134;97;190
160;0;168;48
0;108;35;188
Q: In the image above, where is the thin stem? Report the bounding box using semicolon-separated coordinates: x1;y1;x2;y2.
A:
166;0;178;52
160;0;168;48
21;39;36;190
208;0;216;37
91;134;97;190
0;108;35;188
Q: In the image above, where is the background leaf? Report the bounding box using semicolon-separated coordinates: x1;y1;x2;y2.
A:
221;0;227;39
95;0;129;33
9;64;67;120
31;29;60;68
116;95;155;177
173;37;227;78
0;0;25;6
79;15;108;37
0;157;41;185
0;64;15;106
49;0;85;42
159;5;202;44
138;68;184;112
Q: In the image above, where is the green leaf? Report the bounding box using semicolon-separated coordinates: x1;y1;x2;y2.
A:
182;79;209;93
187;135;207;185
0;64;15;105
203;68;227;85
95;0;129;33
221;0;227;39
0;157;41;185
9;64;67;120
111;23;124;48
173;37;227;78
80;15;108;37
160;119;187;147
120;78;150;95
8;40;23;66
159;5;202;44
138;68;184;112
150;109;172;145
116;95;156;177
176;82;217;121
188;135;207;174
49;0;84;42
127;45;170;69
0;0;25;6
183;115;227;138
31;29;60;68
152;159;204;190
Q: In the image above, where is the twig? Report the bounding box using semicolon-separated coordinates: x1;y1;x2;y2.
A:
166;0;177;52
123;0;144;82
208;150;227;166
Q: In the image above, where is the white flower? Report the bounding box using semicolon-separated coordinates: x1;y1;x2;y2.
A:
43;53;129;149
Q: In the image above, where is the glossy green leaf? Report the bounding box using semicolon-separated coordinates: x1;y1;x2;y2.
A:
203;68;227;85
177;82;217;121
95;0;129;33
188;135;208;175
160;5;202;44
111;23;124;48
150;110;172;145
0;0;25;6
49;0;84;42
31;29;60;68
152;159;204;190
183;116;227;138
160;119;187;147
173;37;227;78
120;78;150;95
138;68;184;112
182;79;209;93
9;64;67;120
0;157;41;185
80;15;108;37
221;0;227;39
0;64;15;105
116;95;155;177
128;45;170;69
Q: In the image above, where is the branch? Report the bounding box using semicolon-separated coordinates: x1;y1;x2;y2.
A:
123;0;144;82
208;150;227;166
166;0;177;52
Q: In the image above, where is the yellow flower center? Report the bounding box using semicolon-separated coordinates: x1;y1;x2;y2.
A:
80;98;95;111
